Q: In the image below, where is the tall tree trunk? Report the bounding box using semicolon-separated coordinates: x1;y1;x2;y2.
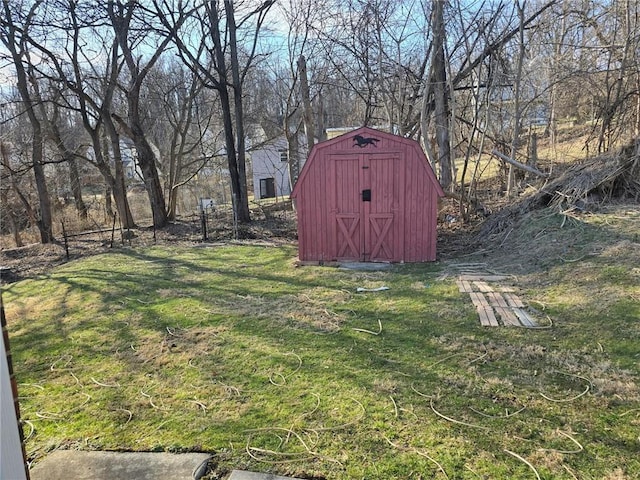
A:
218;86;248;224
316;91;327;142
104;123;136;229
548;1;568;158
283;93;302;192
507;1;527;198
167;129;180;221
67;157;87;219
206;0;251;223
166;127;180;221
30;122;54;242
225;0;251;223
90;128;136;229
167;186;179;221
132;135;168;227
636;75;640;137
117;95;168;227
1;143;24;246
597;0;633;152
36;79;89;221
47;120;88;219
104;186;114;219
0;183;23;247
288;131;301;188
527;130;538;183
298;55;315;157
161;1;273;223
1;142;37;227
432;0;452;191
6;208;23;247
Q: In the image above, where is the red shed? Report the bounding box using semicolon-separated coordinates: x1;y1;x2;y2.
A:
291;126;445;263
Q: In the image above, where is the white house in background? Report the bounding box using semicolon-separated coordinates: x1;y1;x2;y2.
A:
120;139;144;181
251;136;294;200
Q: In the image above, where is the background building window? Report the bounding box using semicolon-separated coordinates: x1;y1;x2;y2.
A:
259;178;276;199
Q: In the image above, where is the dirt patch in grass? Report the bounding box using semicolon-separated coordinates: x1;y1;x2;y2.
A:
222;287;352;334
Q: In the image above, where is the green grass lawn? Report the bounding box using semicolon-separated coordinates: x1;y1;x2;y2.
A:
3;214;639;479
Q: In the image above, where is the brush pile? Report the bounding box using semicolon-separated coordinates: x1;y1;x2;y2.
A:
479;138;640;238
537;139;640;212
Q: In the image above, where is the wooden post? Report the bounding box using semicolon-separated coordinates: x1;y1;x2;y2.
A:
110;213;117;248
61;221;69;260
118;212;124;246
201;211;208;241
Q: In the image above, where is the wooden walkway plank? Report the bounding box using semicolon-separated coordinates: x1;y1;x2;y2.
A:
494;307;520;326
513;308;537;327
458;275;533;328
469;292;489;308
483;306;500;327
456;280;473;293
473;281;494;293
459;275;509;282
486;292;510;308
469;292;499;327
503;293;525;308
476;304;499;326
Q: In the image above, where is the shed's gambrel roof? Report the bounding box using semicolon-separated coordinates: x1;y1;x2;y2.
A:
291;126;444;199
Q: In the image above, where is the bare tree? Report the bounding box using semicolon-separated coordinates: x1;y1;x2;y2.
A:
108;1;184;228
144;60;220;220
42;91;89;219
589;0;639;151
430;0;453;191
506;0;527;197
298;55;315;157
0;139;33;247
1;0;54;243
11;0;138;228
159;0;275;224
274;0;325;187
419;0;555;195
317;0;387;127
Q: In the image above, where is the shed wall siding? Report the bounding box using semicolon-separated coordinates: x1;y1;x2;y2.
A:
402;149;438;262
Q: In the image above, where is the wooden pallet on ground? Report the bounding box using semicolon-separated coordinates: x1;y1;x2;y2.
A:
457;274;537;328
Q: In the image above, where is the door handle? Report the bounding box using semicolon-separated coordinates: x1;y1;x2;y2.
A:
362;189;371;202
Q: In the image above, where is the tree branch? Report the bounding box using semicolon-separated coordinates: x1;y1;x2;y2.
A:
490;149;549;177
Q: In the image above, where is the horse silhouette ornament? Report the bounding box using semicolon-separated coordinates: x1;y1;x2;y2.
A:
353;134;379;148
